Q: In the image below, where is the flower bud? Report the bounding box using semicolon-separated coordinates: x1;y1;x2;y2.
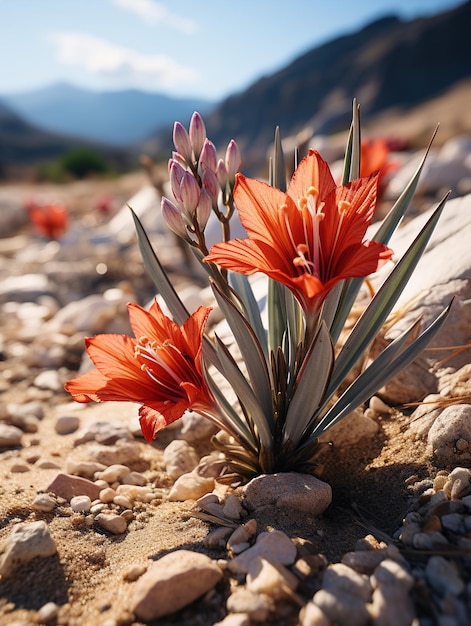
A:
189;112;206;161
216;159;228;190
180;171;200;215
173;121;193;164
198;139;218;173
169;159;186;203
171;150;187;169
225;140;241;181
161;197;187;238
196;189;212;231
202;167;219;202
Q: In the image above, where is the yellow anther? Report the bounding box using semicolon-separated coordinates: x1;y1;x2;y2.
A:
297;243;309;255
307;186;319;198
338;200;351;214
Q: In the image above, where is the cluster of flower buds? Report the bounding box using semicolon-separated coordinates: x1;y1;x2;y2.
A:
161;112;241;251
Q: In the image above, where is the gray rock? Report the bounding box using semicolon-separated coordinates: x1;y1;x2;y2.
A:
299;602;331;626
428;404;471;467
425;556;465;597
313;588;370;626
32;493;57;512
0;520;57;578
0;423;23;447
55;415;80;435
130;549;223;621
0;273;56;304
242;472;332;515
163;439;200;479
371;192;471;403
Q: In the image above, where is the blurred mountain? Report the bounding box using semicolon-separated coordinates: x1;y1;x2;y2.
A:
0;100;131;177
144;0;471;171
2;82;213;146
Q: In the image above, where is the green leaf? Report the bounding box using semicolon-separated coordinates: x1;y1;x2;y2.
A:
129;206;189;327
342;99;360;184
326;192;449;400
307;299;453;442
283;321;334;445
212;335;271;448
273;126;287;192
329;128;438;345
229;272;268;361
210;280;274;437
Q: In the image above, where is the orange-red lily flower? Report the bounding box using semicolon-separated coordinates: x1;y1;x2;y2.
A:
26;201;68;240
205;150;393;316
360;138;399;199
65;301;215;441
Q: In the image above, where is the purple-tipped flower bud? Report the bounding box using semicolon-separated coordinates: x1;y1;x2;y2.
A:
196;189;212;231
189;112;206;160
198;139;218;173
171;150;187;169
169;159;186;203
216;159;228;189
225;140;241;181
180;171;200;215
202;168;219;202
161;197;187;238
173;121;193;164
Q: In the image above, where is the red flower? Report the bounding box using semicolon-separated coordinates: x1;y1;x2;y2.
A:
65;301;215;441
360;138;399;199
205;150;393;316
26;201;68;240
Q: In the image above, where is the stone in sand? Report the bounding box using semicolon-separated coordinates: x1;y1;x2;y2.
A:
130;549;223;621
0;520;57;578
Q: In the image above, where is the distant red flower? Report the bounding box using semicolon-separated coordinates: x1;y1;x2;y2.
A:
26;201;68;240
95;195;113;214
205;150;393;317
65;301;216;441
360;138;399;198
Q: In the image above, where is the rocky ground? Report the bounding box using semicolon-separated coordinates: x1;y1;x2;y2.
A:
0;143;471;626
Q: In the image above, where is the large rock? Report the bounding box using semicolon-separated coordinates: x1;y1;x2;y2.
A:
0;521;57;578
130;549;223;621
371;192;471;404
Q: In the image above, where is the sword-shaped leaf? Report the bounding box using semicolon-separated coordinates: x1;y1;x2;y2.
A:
326;192;449;400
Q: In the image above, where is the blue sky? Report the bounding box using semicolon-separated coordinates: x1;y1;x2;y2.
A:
0;0;464;100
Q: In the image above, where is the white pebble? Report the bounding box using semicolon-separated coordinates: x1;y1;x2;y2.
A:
70;495;92;513
37;601;59;624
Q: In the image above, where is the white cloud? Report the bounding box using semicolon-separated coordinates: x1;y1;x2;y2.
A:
49;32;199;90
110;0;197;34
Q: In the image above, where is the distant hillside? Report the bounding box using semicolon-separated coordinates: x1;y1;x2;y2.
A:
2;83;213;146
144;0;471;171
0;100;130;177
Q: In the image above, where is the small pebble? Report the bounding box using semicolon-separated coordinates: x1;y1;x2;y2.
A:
123;563;147;582
99;488;117;503
70;495;92;513
32;493;56;513
113;494;133;509
96;464;131;483
55;415;80;434
95;513;128;535
37;601;60;624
